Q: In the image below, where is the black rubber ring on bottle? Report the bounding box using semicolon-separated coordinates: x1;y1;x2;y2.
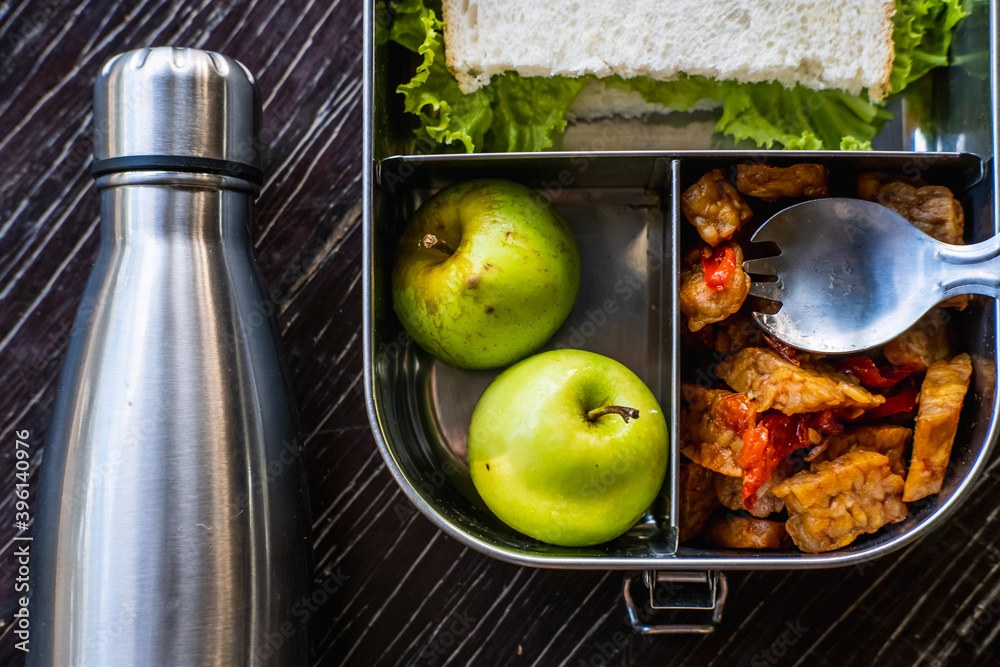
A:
92;155;263;185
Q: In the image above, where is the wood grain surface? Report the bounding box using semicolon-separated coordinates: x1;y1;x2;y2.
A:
2;1;1000;665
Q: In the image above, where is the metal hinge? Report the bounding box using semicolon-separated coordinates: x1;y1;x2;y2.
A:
623;570;728;634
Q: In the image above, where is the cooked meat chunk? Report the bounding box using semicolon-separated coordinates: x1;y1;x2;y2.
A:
857;171;894;202
736;163;830;202
884;309;953;370
680;383;753;477
714;473;745;509
807;425;912;477
679;462;719;541
771;451;908;553
681;169;753;246
714;314;767;356
705;516;791;550
715;466;787;518
903;353;973;502
679;244;750;333
870;181;965;245
716;348;885;415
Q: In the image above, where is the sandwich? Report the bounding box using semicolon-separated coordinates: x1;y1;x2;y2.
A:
377;0;965;152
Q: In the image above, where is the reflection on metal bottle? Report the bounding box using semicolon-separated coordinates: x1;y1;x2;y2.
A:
31;47;311;667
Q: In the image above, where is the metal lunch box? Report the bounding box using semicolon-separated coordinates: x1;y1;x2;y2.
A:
362;0;1000;631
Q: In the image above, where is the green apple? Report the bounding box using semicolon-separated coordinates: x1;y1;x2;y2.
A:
468;349;669;547
392;179;580;369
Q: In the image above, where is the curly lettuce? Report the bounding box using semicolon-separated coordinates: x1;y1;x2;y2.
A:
890;0;966;92
382;0;965;152
380;0;584;152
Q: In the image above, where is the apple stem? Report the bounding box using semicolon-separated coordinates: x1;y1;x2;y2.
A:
586;405;639;424
421;234;457;255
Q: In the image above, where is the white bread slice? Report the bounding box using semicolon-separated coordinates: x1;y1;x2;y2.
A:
441;0;896;101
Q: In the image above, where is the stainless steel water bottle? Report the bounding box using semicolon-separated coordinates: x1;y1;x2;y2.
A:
32;47;311;666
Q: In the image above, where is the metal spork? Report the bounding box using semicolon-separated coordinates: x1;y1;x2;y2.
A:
742;198;998;354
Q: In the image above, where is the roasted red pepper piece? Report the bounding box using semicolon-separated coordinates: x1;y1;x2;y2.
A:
836;356;920;389
849;388;920;421
739;417;771;512
740;410;843;511
718;393;755;434
701;244;738;291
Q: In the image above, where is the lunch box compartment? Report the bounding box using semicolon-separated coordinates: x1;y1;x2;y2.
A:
367;151;1000;568
364;0;1000;574
370;155;679;562
369;1;994;158
671;153;998;564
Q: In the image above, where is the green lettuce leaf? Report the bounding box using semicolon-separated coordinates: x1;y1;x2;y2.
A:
484;73;588;152
384;0;964;152
890;0;966;93
715;82;892;150
383;0;584;152
386;0;492;152
602;74;722;112
604;76;891;150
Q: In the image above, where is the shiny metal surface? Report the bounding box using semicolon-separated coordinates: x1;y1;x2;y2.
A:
369;2;995;159
364;0;1000;572
94;46;260;168
364;151;999;570
32;52;310;664
622;571;727;634
746;198;1000;354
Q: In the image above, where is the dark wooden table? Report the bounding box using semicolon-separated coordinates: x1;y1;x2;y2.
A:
3;2;1000;665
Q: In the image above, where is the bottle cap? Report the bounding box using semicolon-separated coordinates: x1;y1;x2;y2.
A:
92;46;262;184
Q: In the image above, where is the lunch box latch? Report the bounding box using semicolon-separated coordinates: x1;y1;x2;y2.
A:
623;570;727;634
